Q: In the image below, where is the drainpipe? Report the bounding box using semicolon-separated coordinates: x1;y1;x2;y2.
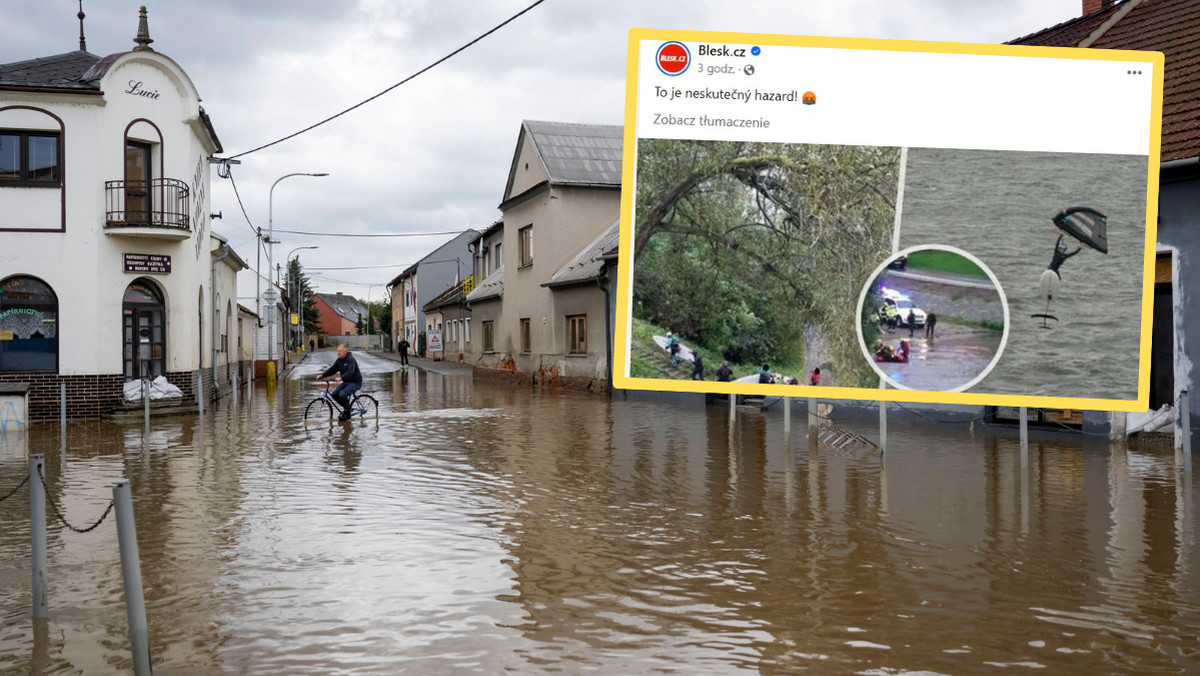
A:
211;242;231;400
597;270;613;397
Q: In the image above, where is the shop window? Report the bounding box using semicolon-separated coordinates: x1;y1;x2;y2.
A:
0;275;58;371
0;131;60;186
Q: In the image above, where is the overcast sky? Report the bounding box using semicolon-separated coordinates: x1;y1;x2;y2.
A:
2;0;1088;305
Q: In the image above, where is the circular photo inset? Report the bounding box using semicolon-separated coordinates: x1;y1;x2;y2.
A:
856;246;1009;392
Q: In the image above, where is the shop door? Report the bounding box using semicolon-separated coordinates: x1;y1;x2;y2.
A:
123;282;165;380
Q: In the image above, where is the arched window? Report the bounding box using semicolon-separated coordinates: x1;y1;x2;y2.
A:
0;275;58;371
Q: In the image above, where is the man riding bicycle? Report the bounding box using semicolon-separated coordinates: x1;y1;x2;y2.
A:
319;344;363;420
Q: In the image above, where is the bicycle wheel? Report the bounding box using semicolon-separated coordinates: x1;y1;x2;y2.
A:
353;394;378;419
305;397;333;421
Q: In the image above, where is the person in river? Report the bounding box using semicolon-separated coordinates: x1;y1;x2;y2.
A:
925;312;937;339
716;361;733;382
1048;234;1082;279
758;364;773;384
691;352;705;380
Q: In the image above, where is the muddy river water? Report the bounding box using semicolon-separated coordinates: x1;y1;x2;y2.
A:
1;351;1198;673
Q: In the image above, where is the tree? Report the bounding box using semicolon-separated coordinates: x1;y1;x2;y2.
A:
355;298;392;337
632;139;900;386
283;258;319;335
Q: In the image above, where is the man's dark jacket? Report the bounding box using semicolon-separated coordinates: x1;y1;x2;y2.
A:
321;352;362;384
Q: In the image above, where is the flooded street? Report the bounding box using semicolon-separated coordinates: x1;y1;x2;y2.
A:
1;352;1198;673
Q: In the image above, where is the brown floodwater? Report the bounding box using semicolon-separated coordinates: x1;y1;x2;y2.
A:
1;352;1198;674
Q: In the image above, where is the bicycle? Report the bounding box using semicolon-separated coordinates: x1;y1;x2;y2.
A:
305;381;378;422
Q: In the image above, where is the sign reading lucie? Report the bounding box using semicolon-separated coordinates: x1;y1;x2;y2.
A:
614;28;1163;412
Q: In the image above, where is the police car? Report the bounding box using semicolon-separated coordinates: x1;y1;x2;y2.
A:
877;288;926;328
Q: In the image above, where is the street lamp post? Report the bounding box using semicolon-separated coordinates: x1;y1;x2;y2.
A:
366;283;381;350
265;172;328;370
288;246;319;355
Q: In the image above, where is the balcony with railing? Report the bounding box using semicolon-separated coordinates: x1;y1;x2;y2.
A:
104;178;191;240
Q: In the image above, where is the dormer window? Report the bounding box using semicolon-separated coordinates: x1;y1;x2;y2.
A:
0;130;60;187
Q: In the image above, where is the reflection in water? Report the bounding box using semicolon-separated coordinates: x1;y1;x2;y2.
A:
0;371;1198;673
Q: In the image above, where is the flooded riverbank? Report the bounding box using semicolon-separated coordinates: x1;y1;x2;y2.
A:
1;362;1197;673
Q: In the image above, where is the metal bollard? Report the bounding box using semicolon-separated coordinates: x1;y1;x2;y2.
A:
197;372;204;420
729;393;735;423
1182;389;1192;472
60;382;66;442
112;480;151;675
783;396;791;434
30;455;47;619
1019;406;1029;469
879;400;888;456
143;378;149;429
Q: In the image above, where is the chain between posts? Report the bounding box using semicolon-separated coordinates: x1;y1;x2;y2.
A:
888;401;993;425
763;393;878;420
37;466;115;534
0;474;29;503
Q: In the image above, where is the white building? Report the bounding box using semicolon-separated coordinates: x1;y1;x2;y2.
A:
0;8;239;418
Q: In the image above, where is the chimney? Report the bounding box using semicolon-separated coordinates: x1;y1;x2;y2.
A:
1083;0;1114;14
336;291;343;295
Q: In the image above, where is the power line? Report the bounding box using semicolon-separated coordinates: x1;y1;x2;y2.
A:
226;0;550;160
273;228;467;238
306;263;414;271
309;272;384;287
223;164;260;243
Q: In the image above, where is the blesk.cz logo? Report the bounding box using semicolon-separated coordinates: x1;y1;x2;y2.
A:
656;41;690;76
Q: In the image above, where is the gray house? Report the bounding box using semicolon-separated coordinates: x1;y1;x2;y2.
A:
468;120;622;390
387;230;477;356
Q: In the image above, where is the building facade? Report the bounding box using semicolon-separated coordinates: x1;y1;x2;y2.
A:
386;230;476;356
422;280;470;362
0;9;238;419
466;120;621;391
313;292;366;338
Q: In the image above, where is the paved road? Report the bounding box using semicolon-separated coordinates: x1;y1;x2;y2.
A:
288;348;474;380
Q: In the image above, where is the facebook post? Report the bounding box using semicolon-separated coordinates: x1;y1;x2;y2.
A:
614;30;1163;411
